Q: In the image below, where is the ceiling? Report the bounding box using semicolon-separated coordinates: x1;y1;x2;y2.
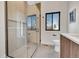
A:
26;1;41;5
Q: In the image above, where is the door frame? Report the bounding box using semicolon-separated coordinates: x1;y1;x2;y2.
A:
5;1;14;58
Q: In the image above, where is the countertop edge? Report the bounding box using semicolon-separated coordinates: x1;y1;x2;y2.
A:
60;33;79;45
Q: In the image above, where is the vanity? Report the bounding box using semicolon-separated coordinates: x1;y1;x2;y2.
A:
60;33;79;58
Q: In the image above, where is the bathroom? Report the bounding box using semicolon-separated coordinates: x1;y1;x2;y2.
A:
0;1;79;58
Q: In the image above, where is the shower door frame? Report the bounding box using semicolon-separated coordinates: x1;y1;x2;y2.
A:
5;1;13;58
5;1;27;58
5;1;41;58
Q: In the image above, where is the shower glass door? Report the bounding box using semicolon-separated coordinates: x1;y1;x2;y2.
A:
7;1;40;58
27;15;39;57
7;1;27;58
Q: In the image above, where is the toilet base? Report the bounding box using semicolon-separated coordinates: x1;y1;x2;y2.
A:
54;45;60;52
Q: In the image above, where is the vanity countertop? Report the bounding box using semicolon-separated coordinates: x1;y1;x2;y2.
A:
61;33;79;45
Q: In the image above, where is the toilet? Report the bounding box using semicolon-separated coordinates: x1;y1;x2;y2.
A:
52;40;60;52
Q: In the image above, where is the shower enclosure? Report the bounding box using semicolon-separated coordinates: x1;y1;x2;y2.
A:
7;1;40;58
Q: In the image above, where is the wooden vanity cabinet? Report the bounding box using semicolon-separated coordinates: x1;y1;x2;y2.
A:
70;41;79;58
60;35;71;58
60;35;79;58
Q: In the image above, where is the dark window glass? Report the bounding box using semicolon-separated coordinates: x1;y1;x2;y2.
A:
46;12;60;31
53;13;59;30
31;16;36;30
27;15;36;30
27;17;31;30
47;14;52;30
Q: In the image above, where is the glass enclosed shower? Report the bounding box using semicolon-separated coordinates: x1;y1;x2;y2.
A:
7;1;40;58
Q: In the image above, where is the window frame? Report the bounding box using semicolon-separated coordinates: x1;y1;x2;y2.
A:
27;15;36;30
45;12;60;31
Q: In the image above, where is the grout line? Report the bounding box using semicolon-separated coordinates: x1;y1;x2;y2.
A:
31;46;38;58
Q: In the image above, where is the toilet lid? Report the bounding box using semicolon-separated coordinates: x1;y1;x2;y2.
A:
53;40;60;45
53;40;60;42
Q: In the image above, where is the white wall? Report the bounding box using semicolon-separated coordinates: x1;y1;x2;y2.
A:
41;2;68;45
0;2;6;57
68;2;79;33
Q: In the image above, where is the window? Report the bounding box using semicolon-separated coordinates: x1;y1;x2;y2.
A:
45;12;60;31
27;15;36;30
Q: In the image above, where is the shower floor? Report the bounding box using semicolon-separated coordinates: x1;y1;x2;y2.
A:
8;41;37;58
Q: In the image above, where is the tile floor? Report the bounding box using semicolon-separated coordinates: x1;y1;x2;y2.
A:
32;45;60;58
7;44;60;58
27;42;37;58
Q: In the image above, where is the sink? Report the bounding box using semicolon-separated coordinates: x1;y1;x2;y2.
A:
69;34;79;38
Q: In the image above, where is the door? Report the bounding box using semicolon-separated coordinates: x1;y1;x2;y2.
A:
26;15;39;57
7;1;27;58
